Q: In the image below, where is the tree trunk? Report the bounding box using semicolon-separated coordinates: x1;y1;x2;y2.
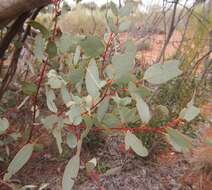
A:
0;0;51;27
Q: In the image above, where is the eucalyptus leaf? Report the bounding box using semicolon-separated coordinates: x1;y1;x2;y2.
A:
62;155;80;190
4;144;34;180
46;41;57;58
136;96;151;123
66;133;77;149
85;59;106;98
41;115;59;130
97;96;110;121
34;34;45;62
28;21;49;38
125;131;148;157
45;87;58;113
66;104;82;125
79;36;104;58
144;60;182;84
179;105;200;122
0;118;9;135
166;128;193;153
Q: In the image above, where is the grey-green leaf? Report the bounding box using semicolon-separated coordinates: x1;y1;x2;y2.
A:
97;96;110;121
166;128;193;153
85;59;106;98
66;105;82;125
46;87;58;113
179;105;200;122
62;155;80;190
4;144;34;180
66;133;77;149
0;118;9;135
80;36;104;58
136;96;151;123
125;131;148;157
144;60;182;84
34;34;45;62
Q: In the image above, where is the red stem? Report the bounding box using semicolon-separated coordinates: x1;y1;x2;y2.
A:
27;58;48;143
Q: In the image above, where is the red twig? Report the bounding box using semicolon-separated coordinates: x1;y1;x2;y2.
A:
27;58;48;143
102;32;114;62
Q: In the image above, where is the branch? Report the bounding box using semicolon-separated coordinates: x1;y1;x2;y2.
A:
0;0;51;27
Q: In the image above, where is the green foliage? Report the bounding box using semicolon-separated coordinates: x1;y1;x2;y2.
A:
2;1;207;189
4;144;34;181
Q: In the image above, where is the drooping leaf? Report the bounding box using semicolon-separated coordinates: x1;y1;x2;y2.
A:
45;87;58;113
62;155;80;190
79;36;104;58
4;144;34;181
0;118;9;135
136;96;151;123
66;133;77;149
97;96;110;121
61;86;72;107
166;128;193;153
144;60;182;84
52;119;64;154
73;46;81;65
125;131;148;157
85;59;106;98
34;34;45;62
